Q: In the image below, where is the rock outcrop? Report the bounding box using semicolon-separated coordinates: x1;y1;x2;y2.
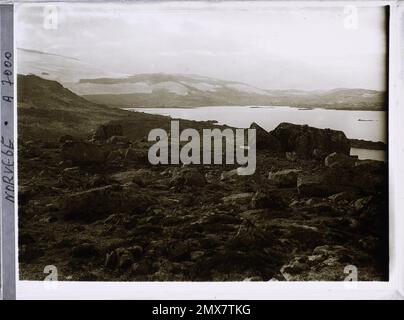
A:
61;185;152;221
325;152;357;168
298;158;387;196
93;122;123;141
170;167;207;187
247;122;351;160
297;174;341;197
268;169;301;187
107;135;129;145
270;122;351;159
250;122;281;151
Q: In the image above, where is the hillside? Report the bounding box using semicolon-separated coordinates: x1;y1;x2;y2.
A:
78;74;386;110
18;48;386;111
17;75;215;141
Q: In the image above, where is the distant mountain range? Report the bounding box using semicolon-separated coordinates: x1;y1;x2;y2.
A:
18;48;387;111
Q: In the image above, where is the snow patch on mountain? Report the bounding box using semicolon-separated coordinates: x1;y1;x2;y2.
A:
225;83;271;95
152;81;188;96
180;81;221;92
71;82;153;95
17;48;128;84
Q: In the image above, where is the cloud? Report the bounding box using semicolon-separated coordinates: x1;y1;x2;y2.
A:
15;2;387;90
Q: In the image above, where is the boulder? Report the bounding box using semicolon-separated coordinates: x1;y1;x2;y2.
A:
61;141;106;163
191;250;205;261
354;159;385;171
220;168;239;181
62;185;119;221
324;152;357;168
297;174;341;197
328;192;356;202
124;147;148;163
270;122;350;159
268;169;301;187
251;190;287;209
350;160;387;193
61;185;152;221
93;122;123;141
116;248;134;269
87;174;112;188
312;245;351;259
353;196;373;212
107;135;129;145
110;169;154;186
57;166;87;188
249;122;281;151
298;160;386;196
170;167;206;187
225;219;275;250
105;246;142;270
280;256;310;280
286;223;322;248
222;193;253;206
326;160;387;194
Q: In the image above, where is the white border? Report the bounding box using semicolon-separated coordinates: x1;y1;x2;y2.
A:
14;0;404;300
15;281;404;300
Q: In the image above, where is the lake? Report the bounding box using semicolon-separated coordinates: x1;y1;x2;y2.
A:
129;106;387;161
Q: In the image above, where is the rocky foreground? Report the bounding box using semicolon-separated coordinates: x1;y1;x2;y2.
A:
18;118;388;281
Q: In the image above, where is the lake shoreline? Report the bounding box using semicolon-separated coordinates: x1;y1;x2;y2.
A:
123;105;386;112
128;106;387;154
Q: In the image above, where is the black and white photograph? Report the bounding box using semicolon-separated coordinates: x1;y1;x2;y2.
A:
15;1;389;283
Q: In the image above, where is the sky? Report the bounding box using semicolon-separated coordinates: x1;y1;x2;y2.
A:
16;1;388;91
